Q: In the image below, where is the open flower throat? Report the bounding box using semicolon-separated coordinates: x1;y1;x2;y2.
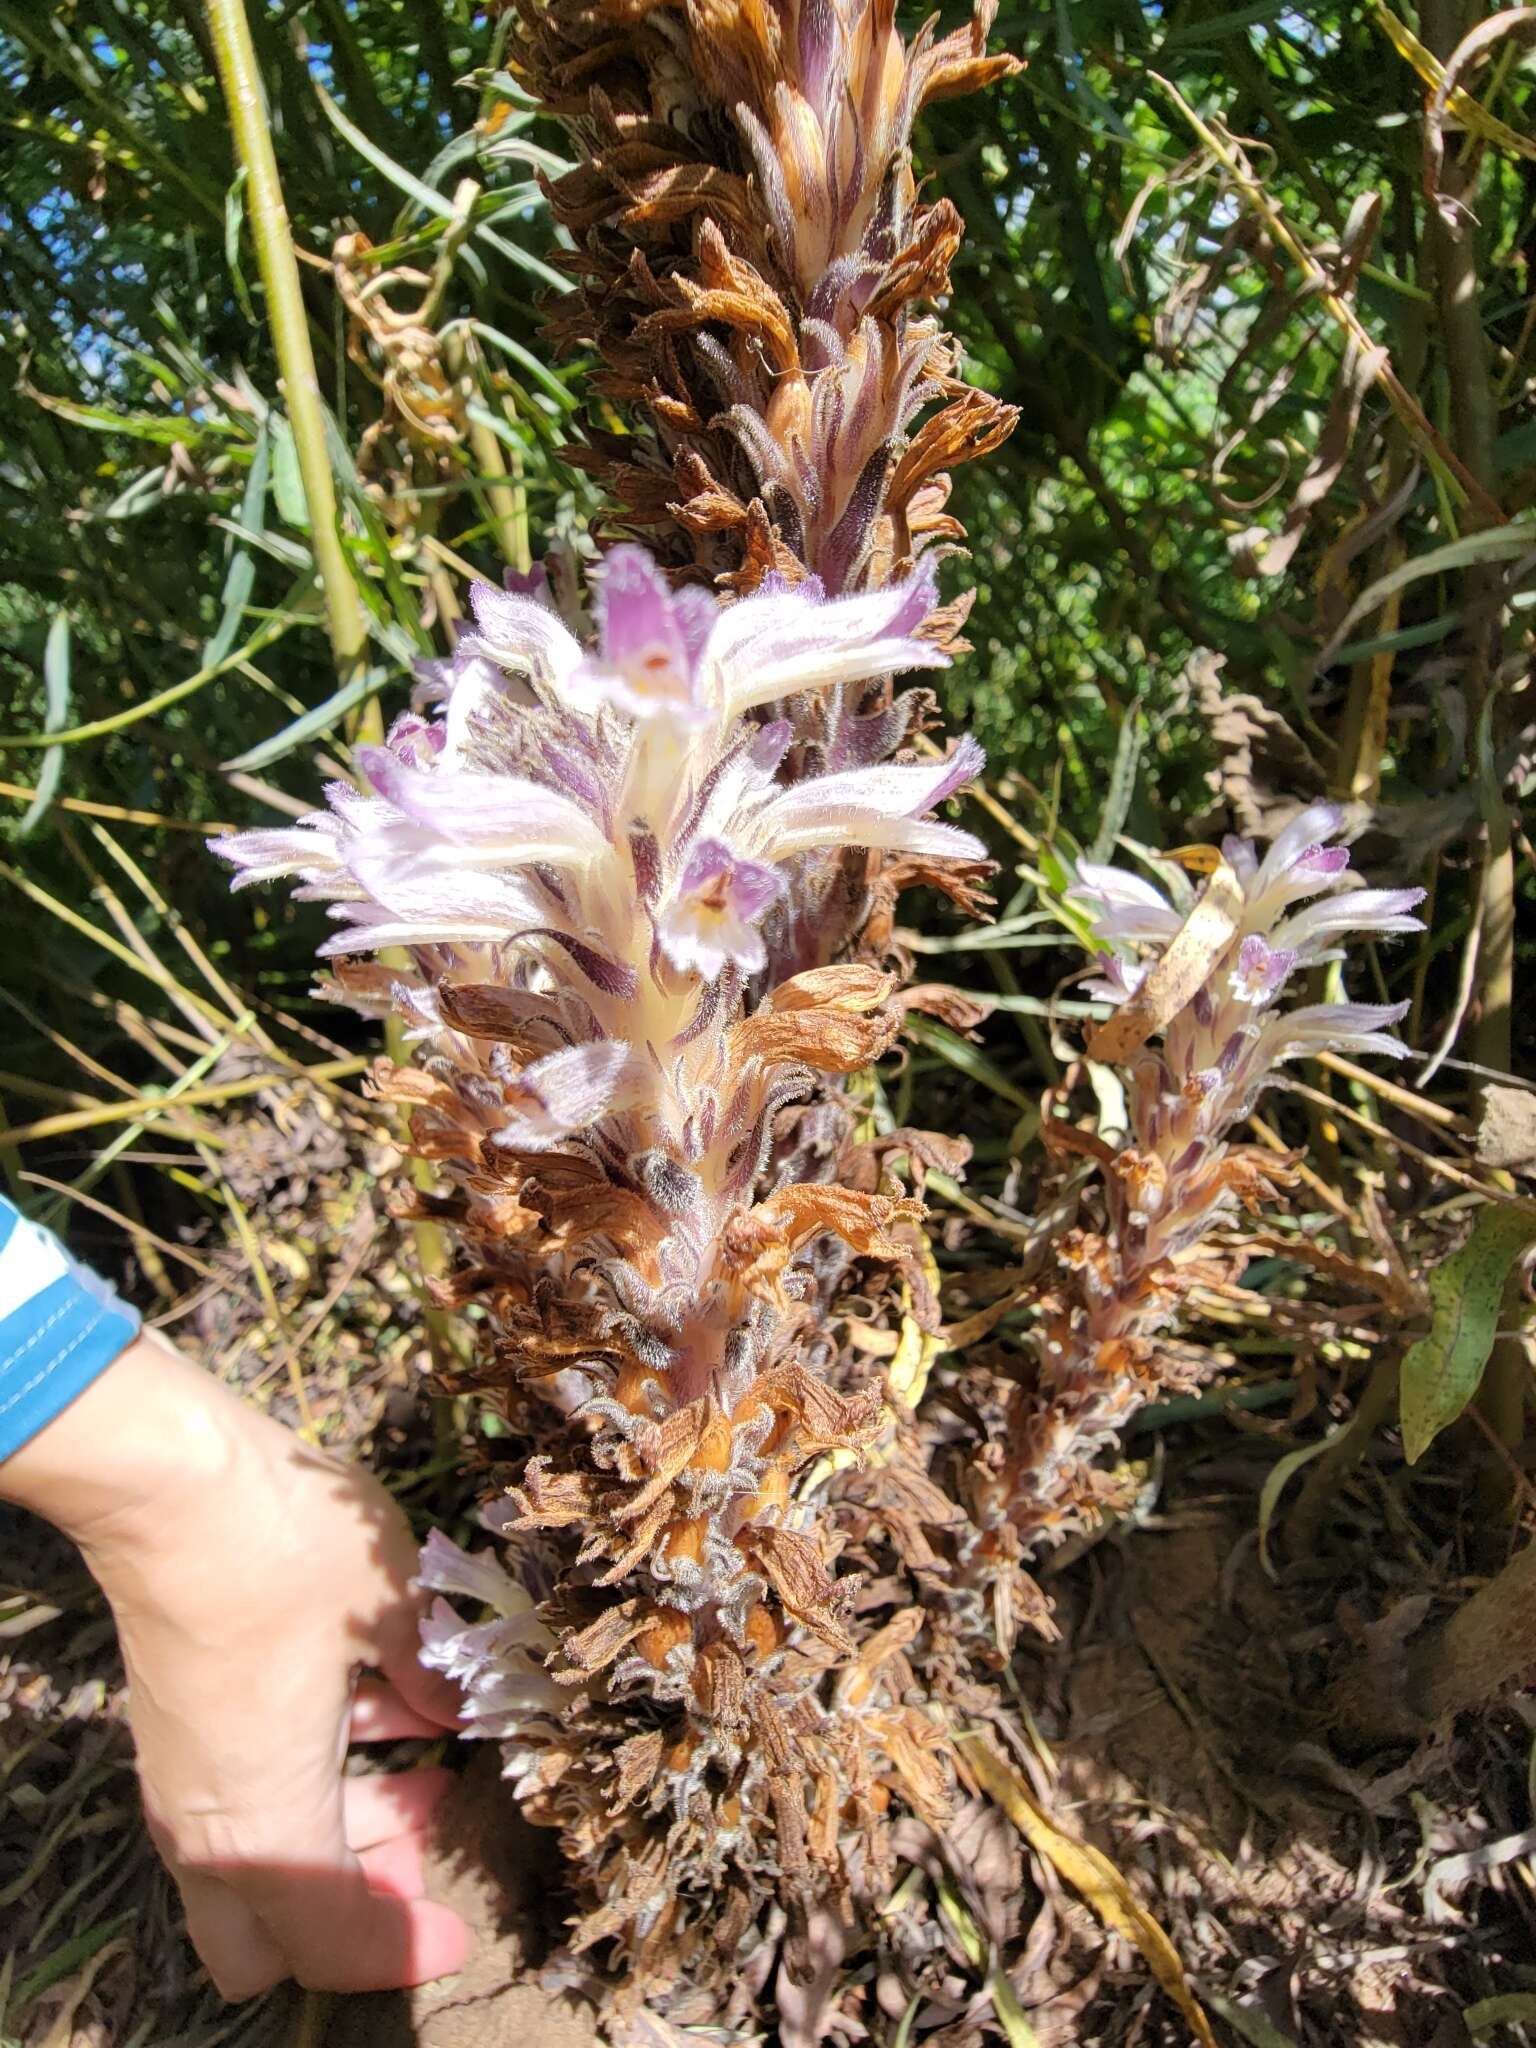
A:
215;550;989;1996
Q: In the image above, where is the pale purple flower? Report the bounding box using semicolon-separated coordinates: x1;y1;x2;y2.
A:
356;748;611;870
492;1040;639;1151
383;712;447;768
318;871;549;956
748;741;988;864
658;838;786;979
1255;1000;1414;1066
1068;859;1183;943
416;1530;564;1752
214;549;982;983
1229;935;1297;1006
566;546;716;726
412;641;515;724
1081;952;1150;1005
703;561;949;713
454;549;947;737
1252;799;1342;877
417;1524;532;1613
217;505;989;1821
1271;887;1429;955
995;811;1425;1569
503;561;552;602
211;811;348;892
453;588;584;758
1071;809;1425;1107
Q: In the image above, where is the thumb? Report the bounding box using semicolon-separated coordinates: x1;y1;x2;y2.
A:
375;1591;464;1730
333;1467;464;1728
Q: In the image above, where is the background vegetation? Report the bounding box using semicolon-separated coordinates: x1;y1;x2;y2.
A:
2;2;1535;2043
5;0;1533;1134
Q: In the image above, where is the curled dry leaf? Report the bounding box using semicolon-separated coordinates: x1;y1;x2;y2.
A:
1086;854;1244;1063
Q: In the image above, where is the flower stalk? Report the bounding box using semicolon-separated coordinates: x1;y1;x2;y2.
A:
213;0;1438;2012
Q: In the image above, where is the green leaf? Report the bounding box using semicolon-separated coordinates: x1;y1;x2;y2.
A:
1257;1430;1340;1576
312;77;460;221
903;1016;1034;1109
891;1993;922;2048
1400;1205;1536;1466
224;163;255;324
13;614;72;841
1315;521;1536;674
475;222;572;296
271;417;310;533
91;467;172;522
467;321;581;410
1090;699;1146;863
202;423;270;670
21;388;209;446
989;1965;1042;2048
11;1912;134;2008
1159;2;1282;48
1200;1991;1300;2048
220;661;393;774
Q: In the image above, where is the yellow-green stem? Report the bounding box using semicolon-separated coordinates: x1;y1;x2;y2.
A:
206;0;369;680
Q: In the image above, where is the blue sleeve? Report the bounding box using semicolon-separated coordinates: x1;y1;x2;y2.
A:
0;1196;141;1464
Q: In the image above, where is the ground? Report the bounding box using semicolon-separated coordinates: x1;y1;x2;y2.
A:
3;1136;1534;2046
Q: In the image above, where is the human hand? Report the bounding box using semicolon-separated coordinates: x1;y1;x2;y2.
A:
1;1332;472;2000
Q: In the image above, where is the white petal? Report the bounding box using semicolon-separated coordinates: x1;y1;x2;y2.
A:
211;815;346;888
1272;888;1426;954
1089;904;1185;943
752;754;986;863
709;579;948;716
1069;859;1175;915
1255;1000;1410;1065
362;753;610;869
416;1531;532;1616
493;1039;640;1148
1253;801;1345;894
319;869;547;954
458;586;584;747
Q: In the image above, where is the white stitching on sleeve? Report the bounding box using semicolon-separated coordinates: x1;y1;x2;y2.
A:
0;1304;112;1420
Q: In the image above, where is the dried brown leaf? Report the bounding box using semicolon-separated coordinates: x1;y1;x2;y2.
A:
1086;855;1244;1064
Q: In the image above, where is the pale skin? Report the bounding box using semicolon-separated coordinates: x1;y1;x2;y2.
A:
0;1331;473;1999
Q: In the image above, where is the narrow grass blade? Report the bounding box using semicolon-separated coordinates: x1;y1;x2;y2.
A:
13;615;72;839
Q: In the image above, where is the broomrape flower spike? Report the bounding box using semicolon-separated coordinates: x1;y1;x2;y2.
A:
222;0;1028;2024
971;802;1425;1641
214;543;987;2004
